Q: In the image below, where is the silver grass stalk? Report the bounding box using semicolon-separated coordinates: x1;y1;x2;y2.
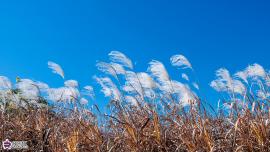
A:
48;61;65;79
210;68;246;95
80;97;88;105
122;71;143;97
182;73;189;81
96;61;125;78
94;76;121;101
234;71;248;84
82;85;95;99
148;60;172;93
64;80;79;88
170;54;192;69
246;63;266;79
47;87;80;102
171;80;197;106
108;51;133;69
0;76;12;90
16;79;44;100
192;82;199;90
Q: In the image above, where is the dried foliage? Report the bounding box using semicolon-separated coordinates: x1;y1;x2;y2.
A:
0;52;270;151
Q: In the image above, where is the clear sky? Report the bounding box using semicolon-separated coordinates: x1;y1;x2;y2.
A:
0;0;269;108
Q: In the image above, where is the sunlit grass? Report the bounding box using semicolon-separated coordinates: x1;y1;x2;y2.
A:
0;51;269;151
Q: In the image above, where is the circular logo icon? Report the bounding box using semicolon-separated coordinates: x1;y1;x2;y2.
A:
2;139;12;150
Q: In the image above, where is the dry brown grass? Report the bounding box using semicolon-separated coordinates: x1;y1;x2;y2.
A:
0;99;269;152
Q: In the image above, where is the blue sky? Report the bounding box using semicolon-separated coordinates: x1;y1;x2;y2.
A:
0;0;269;108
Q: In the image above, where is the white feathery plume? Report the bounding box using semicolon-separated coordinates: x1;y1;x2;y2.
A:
232;79;246;95
210;68;232;92
123;71;143;96
0;76;12;90
216;68;232;83
80;98;88;105
0;90;20;107
170;54;192;69
234;64;266;84
47;87;65;102
123;72;156;99
192;82;199;90
47;87;80;102
48;61;65;79
64;80;79;88
234;71;248;84
148;60;172;92
35;81;49;90
108;51;133;69
210;80;227;92
82;85;95;99
94;76;121;100
96;62;115;76
171;80;197;106
16;79;40;100
246;63;266;79
13;79;49;107
137;72;156;89
182;73;189;81
96;62;125;77
211;68;246;95
110;63;126;74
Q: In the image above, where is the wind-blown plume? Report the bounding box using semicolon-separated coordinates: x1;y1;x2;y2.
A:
192;82;199;90
210;79;227;92
234;63;266;85
211;68;246;95
48;61;65;79
148;60;171;92
171;80;197;106
182;73;189;81
210;68;233;93
47;87;80;102
216;68;232;82
108;51;133;69
170;54;192;69
0;76;12;90
16;79;48;100
123;71;143;97
231;79;246;95
94;76;121;100
234;71;248;84
35;81;49;90
96;62;125;78
124;72;157;99
64;80;79;88
80;98;88;105
82;85;95;99
137;72;156;89
246;63;266;79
